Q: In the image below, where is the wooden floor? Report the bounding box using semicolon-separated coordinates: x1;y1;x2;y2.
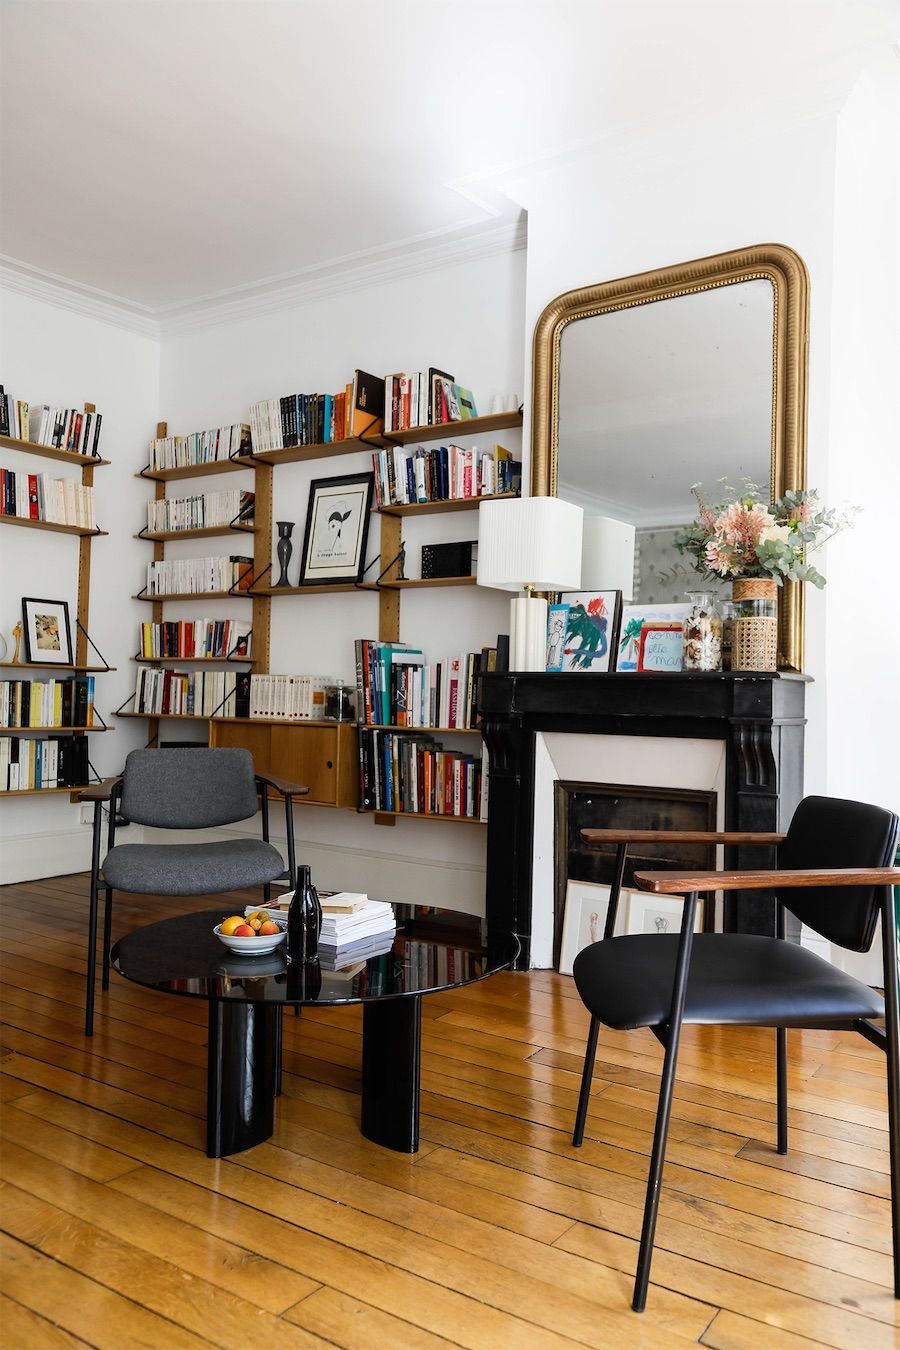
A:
0;876;895;1349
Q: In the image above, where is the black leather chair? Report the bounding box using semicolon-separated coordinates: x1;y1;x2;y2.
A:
570;795;900;1312
79;748;308;1036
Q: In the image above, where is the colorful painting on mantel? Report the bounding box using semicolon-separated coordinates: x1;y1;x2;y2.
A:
616;603;692;671
546;591;622;674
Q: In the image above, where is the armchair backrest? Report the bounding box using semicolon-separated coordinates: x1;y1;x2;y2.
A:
120;748;258;829
779;795;899;952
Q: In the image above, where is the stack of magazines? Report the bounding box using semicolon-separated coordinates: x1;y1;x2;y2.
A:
318;893;396;969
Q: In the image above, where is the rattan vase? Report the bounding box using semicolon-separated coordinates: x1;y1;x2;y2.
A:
731;577;778;671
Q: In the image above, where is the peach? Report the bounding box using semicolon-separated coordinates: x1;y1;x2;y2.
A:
233;924;254;937
258;920;279;936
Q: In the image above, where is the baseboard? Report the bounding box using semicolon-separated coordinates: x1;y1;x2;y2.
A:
140;824;487;916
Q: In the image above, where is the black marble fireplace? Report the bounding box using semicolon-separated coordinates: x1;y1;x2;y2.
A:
478;671;808;968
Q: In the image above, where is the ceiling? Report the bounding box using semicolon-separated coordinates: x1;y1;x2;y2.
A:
1;0;897;322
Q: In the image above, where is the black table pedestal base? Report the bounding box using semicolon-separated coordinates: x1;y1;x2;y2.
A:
360;996;422;1152
207;1000;278;1158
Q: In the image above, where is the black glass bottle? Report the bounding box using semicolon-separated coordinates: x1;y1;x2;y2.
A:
287;864;322;962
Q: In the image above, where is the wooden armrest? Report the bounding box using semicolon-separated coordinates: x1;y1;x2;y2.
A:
256;773;309;799
581;829;786;846
634;867;900;895
77;776;122;803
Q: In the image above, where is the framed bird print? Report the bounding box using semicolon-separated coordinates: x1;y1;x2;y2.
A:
298;472;374;586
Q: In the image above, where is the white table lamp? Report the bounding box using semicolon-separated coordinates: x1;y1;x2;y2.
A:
580;515;636;601
477;497;584;670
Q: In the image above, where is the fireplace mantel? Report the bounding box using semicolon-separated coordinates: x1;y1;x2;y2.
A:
478;671;808;967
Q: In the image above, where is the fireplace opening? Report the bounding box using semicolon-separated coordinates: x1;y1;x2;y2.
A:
553;781;717;967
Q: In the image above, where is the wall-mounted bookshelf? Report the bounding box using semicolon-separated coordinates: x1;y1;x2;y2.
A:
137;524;255;543
137;458;252;483
0;403;110;799
377;491;519;519
380;410;522;446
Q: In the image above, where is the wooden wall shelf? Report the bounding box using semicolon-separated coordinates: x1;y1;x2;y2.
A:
0;434;110;468
0;726;111;734
137;524;256;542
1;785;93;798
248;435;381;467
0;516;107;538
361;724;482;735
378;576;477;590
133;591;253;603
133;655;251;665
256;582;378;597
362;809;485;825
383;411;522;446
0;662;115;673
377;492;518;518
138;458;254;483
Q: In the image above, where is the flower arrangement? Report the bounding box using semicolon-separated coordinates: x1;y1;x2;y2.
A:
675;479;853;588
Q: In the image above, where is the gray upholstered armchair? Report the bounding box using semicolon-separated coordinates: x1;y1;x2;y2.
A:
79;747;308;1035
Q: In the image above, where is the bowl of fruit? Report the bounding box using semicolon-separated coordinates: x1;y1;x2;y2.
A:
214;910;287;955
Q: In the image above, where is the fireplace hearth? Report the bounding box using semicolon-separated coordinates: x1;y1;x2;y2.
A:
478;671;808;968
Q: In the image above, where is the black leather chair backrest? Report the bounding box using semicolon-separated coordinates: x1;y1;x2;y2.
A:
779;795;899;953
120;747;259;829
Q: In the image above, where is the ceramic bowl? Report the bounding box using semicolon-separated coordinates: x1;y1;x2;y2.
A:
213;922;287;956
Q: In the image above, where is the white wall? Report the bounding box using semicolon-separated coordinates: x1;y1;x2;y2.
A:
152;249;526;909
0;288;158;881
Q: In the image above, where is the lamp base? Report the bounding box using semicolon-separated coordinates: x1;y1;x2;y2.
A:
510;595;548;672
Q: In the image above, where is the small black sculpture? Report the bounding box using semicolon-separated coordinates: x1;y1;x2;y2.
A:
275;520;295;587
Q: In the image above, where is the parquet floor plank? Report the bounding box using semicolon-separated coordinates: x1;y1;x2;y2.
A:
0;873;893;1349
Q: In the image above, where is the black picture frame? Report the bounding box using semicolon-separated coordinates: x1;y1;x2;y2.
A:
22;596;73;665
298;472;375;587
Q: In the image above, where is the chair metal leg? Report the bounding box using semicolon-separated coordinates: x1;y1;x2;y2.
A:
274;1005;283;1097
573;1016;600;1147
260;788;272;906
604;844;628;939
881;889;900;1299
632;892;698;1313
84;804;104;1036
284;794;297;883
101;888;114;990
776;1027;788;1154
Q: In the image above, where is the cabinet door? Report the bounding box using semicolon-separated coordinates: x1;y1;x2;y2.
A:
269;726;340;806
209;722;272;777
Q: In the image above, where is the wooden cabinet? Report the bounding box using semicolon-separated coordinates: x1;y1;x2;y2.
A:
208;718;359;809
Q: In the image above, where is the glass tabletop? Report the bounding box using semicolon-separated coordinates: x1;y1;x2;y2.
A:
110;905;518;1006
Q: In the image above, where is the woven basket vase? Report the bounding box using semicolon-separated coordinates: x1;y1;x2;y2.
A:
731;577;778;671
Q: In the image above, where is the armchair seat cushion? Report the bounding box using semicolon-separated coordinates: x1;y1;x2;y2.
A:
573;934;885;1030
102;840;285;896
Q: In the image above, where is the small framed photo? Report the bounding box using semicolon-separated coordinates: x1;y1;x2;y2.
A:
616;602;692;671
558;880;630;975
22;597;73;665
299;472;374;586
546;590;622;673
637;623;684;672
626;890;703;937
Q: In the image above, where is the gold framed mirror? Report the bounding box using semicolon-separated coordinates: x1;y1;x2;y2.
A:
530;244;809;671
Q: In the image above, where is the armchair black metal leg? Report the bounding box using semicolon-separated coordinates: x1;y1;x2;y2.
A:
284;795;297;884
632;893;697;1313
101;888;114;991
274;1005;283;1097
776;1027;788;1154
881;890;900;1298
260;789;272;906
84;804;104;1036
573;1016;600;1147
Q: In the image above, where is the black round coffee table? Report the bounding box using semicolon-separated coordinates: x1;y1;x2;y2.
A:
111;906;517;1158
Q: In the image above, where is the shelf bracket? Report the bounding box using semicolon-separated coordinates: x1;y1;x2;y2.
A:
75;618;113;673
236;561;272;596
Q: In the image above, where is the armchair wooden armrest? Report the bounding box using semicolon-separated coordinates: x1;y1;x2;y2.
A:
256;773;309;799
77;777;122;803
581;828;786;846
634;867;900;895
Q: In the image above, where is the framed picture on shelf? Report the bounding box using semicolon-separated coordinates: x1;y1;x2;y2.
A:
298;472;375;587
637;623;684;672
616;602;692;671
558;880;630;975
21;597;73;665
545;590;622;673
626;890;703;937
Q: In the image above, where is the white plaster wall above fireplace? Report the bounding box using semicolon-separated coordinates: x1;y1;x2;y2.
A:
530;732;726;967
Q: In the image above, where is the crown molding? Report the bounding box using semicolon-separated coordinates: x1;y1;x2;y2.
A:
0;216;527;342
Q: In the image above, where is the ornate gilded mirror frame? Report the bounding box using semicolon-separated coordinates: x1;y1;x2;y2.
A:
530;243;809;671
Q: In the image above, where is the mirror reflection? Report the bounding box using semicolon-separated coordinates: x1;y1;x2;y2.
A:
556;279;774;602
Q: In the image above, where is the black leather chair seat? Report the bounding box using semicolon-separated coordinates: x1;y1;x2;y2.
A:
573;934;885;1029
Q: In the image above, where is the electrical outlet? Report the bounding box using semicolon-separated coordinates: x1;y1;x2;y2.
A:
80;805;94;825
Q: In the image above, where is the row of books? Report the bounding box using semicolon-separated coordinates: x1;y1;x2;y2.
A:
138;619;252;661
146;489;254;535
1;468;97;529
248;673;342;720
394;936;485;989
132;668;246;718
149;424;250;472
146;555;253;596
1;735;90;792
1;678;95;729
249;370;384;453
383;369;476;432
358;727;486;818
0;389;103;456
354;638;507;729
371;443;520;507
